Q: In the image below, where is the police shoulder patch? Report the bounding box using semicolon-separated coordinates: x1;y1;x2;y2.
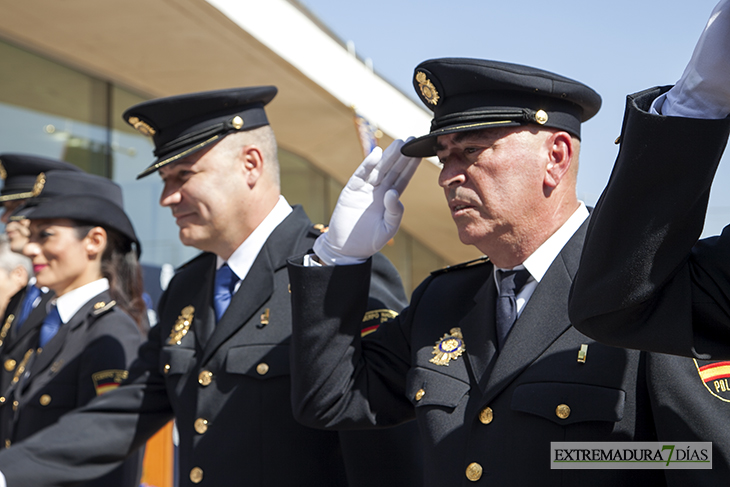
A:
92;369;129;395
694;359;730;402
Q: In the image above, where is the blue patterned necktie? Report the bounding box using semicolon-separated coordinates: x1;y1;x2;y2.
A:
495;269;530;350
38;304;62;348
213;264;238;323
16;285;42;328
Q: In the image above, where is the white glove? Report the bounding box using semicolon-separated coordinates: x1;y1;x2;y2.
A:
313;139;421;265
657;0;730;119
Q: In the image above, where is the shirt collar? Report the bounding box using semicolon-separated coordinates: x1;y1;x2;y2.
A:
216;195;293;281
494;202;588;283
54;278;110;324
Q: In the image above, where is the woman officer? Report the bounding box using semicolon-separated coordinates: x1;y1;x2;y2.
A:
0;170;146;487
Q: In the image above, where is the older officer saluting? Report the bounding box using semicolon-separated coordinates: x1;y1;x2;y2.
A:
287;57;729;486
0;87;421;487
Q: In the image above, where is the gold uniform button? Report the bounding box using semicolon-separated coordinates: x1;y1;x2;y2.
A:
256;363;269;375
194;418;209;434
12;400;18;411
198;370;213;386
479;406;493;424
190;467;203;483
0;396;5;404
415;388;425;401
556;403;571;420
466;462;483;481
163;364;171;374
3;439;9;448
4;359;16;372
39;394;51;406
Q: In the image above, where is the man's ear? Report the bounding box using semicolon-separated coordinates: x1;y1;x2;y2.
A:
544;131;574;189
242;145;265;186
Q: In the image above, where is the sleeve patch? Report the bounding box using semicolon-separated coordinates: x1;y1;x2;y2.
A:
362;309;398;324
92;369;128;396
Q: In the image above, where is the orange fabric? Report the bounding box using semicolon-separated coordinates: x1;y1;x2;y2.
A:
140;421;175;487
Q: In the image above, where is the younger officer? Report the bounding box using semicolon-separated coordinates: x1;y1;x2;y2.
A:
0;170;145;487
0;87;421;487
287;58;729;485
0;155;82;394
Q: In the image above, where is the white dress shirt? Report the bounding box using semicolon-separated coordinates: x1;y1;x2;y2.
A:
494;202;589;319
215;195;293;292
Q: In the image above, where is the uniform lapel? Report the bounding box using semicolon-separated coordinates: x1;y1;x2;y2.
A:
29;291;110;379
480;217;589;402
462;271;499;389
202;250;274;363
200;206;313;363
10;292;53;344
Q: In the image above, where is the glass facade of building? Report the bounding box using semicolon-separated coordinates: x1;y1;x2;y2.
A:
0;39;445;295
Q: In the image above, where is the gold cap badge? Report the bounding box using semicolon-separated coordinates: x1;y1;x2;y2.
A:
0;160;6;181
127;116;156;137
231;116;244;130
430;327;465;366
416;72;440;105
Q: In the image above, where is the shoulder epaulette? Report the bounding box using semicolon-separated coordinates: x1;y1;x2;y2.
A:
177;251;210;271
308;223;329;237
430;255;490;276
92;300;117;317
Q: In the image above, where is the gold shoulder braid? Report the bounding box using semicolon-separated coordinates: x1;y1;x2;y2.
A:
0;314;14;347
12;348;35;384
168;306;195;345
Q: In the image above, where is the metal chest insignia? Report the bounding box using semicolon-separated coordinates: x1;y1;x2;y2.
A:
430;327;465;366
168;306;195;345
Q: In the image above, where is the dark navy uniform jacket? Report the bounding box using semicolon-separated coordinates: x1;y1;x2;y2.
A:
0;289;144;487
570;86;730;360
286;96;730;485
0;206;422;487
0;285;53;397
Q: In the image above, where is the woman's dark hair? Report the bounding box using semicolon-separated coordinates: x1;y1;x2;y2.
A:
74;223;148;336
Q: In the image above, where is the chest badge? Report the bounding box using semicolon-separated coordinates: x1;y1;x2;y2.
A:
430;327;466;366
168;306;195;345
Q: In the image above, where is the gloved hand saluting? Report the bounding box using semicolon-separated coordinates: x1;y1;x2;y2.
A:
659;0;730;118
313;139;421;265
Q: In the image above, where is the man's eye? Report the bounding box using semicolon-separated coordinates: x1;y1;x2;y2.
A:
464;147;479;154
39;230;52;239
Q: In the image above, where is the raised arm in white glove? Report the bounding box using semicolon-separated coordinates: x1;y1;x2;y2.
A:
313;139;421;265
654;0;730;118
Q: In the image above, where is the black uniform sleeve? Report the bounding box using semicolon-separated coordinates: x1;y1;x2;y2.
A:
0;316;174;486
288;257;417;430
569;86;730;358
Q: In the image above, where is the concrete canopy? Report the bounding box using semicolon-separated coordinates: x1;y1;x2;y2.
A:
0;0;481;264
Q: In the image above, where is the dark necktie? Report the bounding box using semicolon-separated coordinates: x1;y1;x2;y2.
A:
495;269;530;350
38;304;62;348
16;285;42;328
213;264;238;323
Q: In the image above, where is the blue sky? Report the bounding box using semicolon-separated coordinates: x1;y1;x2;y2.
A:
298;0;730;236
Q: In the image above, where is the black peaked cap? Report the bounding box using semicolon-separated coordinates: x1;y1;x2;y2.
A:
15;170;140;255
124;86;278;179
0;154;82;202
401;58;602;157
